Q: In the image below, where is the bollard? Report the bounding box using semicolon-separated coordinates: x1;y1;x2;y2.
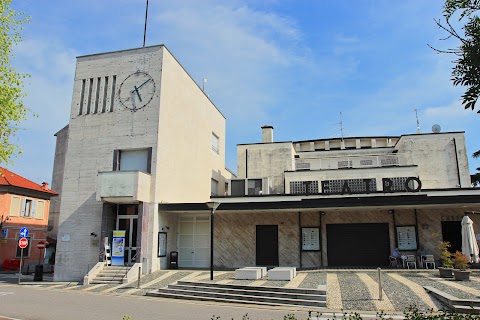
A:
137;266;142;288
377;267;383;301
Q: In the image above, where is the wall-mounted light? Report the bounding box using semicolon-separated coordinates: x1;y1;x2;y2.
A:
388;210;395;214
320;211;326;215
90;232;98;237
161;226;170;231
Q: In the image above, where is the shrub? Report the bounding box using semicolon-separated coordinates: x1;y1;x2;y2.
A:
439;241;453;268
453;250;469;270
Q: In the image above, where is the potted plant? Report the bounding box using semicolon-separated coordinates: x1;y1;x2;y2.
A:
452;251;471;281
438;241;454;278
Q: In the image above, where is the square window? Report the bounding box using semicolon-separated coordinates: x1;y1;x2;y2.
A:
21;199;36;218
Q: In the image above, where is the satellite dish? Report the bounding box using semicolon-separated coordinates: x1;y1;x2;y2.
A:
432;124;441;133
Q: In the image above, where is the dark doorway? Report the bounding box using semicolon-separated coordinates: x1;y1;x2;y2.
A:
327;223;390;267
256;225;279;266
442;221;462;253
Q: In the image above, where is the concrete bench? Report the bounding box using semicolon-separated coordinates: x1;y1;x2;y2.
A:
235;268;262;280
267;267;296;281
243;267;267;278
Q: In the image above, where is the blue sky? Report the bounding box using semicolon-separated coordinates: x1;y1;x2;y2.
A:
6;0;480;185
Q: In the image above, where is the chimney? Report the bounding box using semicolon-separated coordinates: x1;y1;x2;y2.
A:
261;125;274;143
41;182;49;190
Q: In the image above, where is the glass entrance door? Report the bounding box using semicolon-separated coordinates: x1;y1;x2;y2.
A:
116;204;138;265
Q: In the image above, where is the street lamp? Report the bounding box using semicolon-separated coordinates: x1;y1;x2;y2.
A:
206;201;221;280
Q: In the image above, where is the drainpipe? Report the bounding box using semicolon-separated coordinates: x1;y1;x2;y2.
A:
453;138;462;188
299;212;302;269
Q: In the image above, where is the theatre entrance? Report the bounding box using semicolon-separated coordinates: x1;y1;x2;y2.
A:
116;204;138;265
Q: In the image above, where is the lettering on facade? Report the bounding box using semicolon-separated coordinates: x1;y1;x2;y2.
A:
320;177;422;195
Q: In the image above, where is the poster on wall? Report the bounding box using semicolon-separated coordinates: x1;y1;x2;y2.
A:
158;232;167;257
111;230;126;266
302;227;320;251
396;226;417;250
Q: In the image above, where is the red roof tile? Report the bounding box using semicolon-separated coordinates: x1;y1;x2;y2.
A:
0;167;57;195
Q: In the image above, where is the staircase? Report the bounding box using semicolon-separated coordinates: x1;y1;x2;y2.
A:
146;280;326;308
90;266;129;284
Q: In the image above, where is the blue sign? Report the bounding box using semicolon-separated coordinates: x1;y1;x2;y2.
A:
19;227;28;238
1;229;7;238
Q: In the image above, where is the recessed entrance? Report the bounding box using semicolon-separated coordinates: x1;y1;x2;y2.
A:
116;204;138;265
442;221;462;253
327;223;390;267
256;225;279;266
178;215;210;268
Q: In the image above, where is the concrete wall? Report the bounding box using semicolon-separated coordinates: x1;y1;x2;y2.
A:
157;48;228;203
395;132;471;188
237;143;295;194
48;125;68;241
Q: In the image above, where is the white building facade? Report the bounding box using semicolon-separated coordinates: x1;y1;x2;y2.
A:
52;45;231;281
161;126;480;269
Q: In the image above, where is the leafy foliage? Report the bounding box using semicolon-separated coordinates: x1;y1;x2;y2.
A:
0;0;30;165
452;250;469;269
472;150;480;186
439;241;454;267
432;0;480;113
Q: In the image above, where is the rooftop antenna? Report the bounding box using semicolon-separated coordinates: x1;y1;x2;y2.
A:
143;0;149;47
415;108;421;133
203;78;207;92
339;112;345;142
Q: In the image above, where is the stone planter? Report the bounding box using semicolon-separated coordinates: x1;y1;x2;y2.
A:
438;267;453;278
453;269;471;281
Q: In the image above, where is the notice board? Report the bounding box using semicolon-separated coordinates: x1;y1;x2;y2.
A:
302;227;320;251
396;226;417;250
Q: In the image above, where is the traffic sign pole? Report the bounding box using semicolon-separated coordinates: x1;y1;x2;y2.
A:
18;248;23;285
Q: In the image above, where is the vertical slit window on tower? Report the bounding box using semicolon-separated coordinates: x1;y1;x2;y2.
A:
86;78;93;114
102;76;108;113
110;75;116;112
94;77;101;113
79;79;86;115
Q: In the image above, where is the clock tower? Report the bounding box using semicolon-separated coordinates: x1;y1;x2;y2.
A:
53;45;230;281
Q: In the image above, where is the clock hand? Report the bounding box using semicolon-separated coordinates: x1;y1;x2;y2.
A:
132;85;142;102
136;78;152;90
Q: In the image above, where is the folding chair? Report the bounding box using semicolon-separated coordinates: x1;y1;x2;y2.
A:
405;255;417;269
423;255;436;269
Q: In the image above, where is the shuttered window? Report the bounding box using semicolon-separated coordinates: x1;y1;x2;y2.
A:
9;196;21;217
36;201;45;219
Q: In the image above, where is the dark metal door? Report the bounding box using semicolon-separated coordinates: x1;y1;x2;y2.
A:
327;223;390;267
442;221;462;253
256;225;279;266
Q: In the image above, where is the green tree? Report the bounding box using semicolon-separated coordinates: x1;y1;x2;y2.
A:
0;0;30;165
472;149;480;186
432;0;480;113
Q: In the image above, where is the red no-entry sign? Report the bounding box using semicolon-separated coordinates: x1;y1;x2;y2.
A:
37;241;45;250
18;237;28;249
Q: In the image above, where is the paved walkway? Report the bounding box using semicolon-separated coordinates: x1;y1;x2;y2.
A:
2;269;480;314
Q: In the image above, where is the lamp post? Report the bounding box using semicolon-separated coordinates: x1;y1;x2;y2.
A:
206;201;220;280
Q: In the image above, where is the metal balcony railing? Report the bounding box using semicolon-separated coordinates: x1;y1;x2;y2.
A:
294;154;412;171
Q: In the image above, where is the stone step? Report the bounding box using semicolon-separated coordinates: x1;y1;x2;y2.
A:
177;280;326;295
146;280;326;308
452;305;480;314
168;283;326;301
90;279;123;284
147;289;326;308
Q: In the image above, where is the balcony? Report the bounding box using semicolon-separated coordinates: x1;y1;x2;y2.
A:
294;154;412;171
96;171;152;203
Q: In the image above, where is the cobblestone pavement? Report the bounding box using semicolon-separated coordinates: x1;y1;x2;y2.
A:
4;269;480;313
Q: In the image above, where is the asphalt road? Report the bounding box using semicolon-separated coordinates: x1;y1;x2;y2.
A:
0;283;308;320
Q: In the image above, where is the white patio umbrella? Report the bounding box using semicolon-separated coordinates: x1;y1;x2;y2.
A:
461;215;479;263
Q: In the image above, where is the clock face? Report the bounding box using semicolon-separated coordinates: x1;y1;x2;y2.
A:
118;71;156;111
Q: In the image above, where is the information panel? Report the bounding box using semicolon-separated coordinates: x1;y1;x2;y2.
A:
158;232;167;257
396;226;417;250
112;230;126;266
302;227;320;251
